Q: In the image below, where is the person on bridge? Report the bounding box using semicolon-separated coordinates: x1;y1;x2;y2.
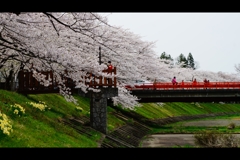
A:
107;61;113;73
107;61;113;85
172;77;178;85
181;80;184;88
204;78;208;89
193;78;197;86
204;78;207;84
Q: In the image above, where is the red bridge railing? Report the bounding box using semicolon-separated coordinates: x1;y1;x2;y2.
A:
125;81;240;90
87;67;117;88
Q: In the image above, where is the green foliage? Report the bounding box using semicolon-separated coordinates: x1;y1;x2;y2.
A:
159;52;174;67
176;53;188;68
160;52;173;61
187;52;195;69
159;52;198;70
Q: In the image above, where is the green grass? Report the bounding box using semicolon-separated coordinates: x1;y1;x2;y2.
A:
107;106;126;132
132;102;240;120
172;144;195;148
0;90;102;147
150;125;240;134
149;114;240;134
1;89;240;147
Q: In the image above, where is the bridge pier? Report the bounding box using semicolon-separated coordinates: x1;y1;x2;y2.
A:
89;88;118;134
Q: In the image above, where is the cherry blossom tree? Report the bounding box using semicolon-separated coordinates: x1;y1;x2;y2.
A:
0;12;162;108
0;12;239;110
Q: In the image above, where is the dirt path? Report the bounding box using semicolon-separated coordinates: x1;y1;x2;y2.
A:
141;134;196;148
182;119;240;127
140;119;240;148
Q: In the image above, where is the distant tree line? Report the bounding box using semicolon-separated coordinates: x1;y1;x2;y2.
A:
160;52;198;70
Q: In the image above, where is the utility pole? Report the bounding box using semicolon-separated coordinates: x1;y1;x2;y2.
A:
99;46;101;65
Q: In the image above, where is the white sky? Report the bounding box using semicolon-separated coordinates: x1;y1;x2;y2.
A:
99;12;240;74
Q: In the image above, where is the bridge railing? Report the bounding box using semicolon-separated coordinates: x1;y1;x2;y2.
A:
17;67;117;94
125;81;240;90
18;70;56;93
86;67;117;88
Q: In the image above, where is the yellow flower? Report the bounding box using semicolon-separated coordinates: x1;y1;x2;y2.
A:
0;112;13;136
27;101;48;111
11;104;25;115
13;109;19;115
76;106;83;112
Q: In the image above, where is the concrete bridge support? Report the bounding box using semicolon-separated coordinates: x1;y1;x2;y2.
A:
89;88;118;134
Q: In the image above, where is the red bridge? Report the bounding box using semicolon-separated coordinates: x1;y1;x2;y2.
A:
125;81;240;90
126;81;240;103
16;68;240;103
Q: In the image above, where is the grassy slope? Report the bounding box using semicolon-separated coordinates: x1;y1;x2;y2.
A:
133;102;240;119
0;90;101;147
1;89;240;147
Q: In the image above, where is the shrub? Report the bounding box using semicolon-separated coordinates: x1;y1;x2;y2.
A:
194;130;240;148
227;123;236;129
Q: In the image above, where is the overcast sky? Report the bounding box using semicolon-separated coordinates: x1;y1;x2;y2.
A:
99;12;240;74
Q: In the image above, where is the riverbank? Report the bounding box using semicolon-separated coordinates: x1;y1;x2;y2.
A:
1;89;240;147
140;118;240;148
99;111;240;147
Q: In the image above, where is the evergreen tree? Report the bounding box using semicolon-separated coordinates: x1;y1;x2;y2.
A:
160;52;173;61
187;52;195;70
176;53;188;68
160;52;167;59
160;52;173;65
